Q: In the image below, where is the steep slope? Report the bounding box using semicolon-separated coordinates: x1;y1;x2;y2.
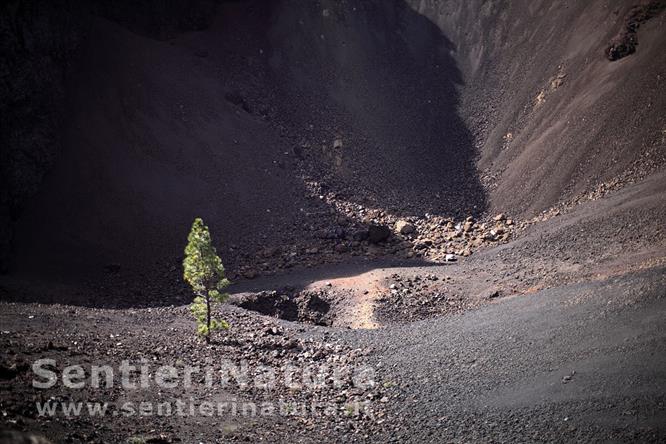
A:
410;0;666;214
3;0;665;283
9;0;487;279
11;12;322;277
263;0;486;217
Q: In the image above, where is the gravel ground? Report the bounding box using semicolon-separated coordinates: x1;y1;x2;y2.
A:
1;175;665;442
356;266;666;443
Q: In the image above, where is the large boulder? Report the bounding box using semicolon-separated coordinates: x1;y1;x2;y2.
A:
368;224;391;244
395;220;415;235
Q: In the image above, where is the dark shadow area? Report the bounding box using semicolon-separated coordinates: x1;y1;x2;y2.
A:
0;258;447;309
233;287;332;326
0;0;485;309
266;0;486;218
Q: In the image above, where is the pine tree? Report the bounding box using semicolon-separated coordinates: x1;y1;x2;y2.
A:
183;218;229;342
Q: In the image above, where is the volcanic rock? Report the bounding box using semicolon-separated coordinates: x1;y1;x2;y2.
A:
395;220;415;235
368;225;391;244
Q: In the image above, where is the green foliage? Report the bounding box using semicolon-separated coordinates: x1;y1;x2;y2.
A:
183;218;230;340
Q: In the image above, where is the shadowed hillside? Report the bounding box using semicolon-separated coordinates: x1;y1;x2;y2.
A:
1;0;665;290
6;0;485;281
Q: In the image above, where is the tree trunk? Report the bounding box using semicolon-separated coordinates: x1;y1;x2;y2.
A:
205;295;211;343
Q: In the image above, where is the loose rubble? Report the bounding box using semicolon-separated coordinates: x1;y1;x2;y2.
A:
375;273;482;323
0;303;392;443
231;180;518;281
